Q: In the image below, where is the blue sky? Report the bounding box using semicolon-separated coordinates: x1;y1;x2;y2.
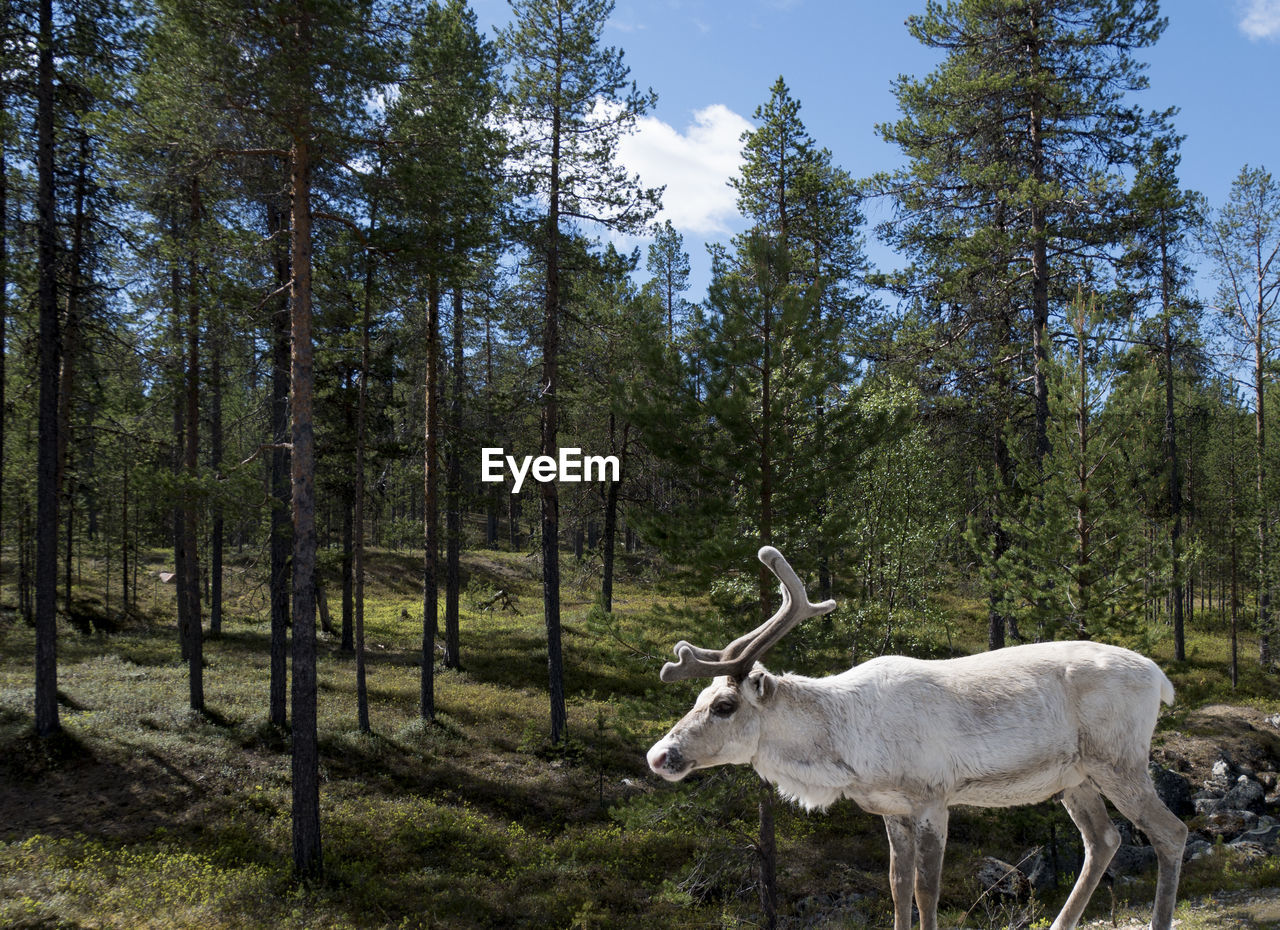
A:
470;0;1280;301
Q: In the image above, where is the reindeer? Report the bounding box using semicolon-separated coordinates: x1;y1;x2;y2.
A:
647;546;1186;930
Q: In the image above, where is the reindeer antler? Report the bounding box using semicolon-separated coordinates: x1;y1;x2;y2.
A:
660;546;837;683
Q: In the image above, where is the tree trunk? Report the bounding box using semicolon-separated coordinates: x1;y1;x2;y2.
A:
1229;417;1240;688
172;257;190;663
0;88;8;591
757;780;778;930
354;234;374;734
422;275;441;720
1256;328;1270;667
121;453;130;612
64;482;74;613
210;323;224;638
758;291;773;616
341;486;353;652
34;0;60;736
484;309;498;548
1162;311;1184;661
266;191;291;729
601;414;628;614
542;96;567;744
1027;8;1051;467
444;284;463;670
184;248;203;712
289;123;323;882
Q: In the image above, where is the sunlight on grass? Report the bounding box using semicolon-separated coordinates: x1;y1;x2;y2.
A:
2;547;1279;929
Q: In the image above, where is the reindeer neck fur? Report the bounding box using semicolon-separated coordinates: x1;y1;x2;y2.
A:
749;670;864;812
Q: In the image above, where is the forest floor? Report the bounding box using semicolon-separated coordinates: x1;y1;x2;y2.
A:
1;545;1280;929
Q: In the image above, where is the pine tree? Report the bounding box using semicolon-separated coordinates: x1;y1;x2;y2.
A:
1122;134;1203;660
34;0;60;738
983;296;1155;641
388;0;504;718
874;0;1169;646
499;0;659;744
1200;165;1280;665
645;219;690;340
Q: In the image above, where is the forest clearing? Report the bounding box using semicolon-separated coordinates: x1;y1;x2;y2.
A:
2;545;1280;929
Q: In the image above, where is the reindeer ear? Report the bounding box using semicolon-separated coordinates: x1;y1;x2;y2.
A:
745;666;776;703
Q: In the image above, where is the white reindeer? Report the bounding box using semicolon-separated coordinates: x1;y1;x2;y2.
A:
647;546;1186;930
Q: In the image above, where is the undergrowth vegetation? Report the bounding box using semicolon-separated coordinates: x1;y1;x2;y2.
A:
1;548;1278;929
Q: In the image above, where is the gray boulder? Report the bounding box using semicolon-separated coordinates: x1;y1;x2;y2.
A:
975;857;1030;899
1202;808;1258;839
1108;844;1157;876
1220;777;1267;815
1150;764;1195;817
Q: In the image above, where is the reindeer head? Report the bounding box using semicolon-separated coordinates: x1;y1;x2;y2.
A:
646;546;836;781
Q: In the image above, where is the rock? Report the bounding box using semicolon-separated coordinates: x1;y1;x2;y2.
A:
1235;820;1280;850
1194;797;1221;816
1221;778;1267;815
1108;844;1157;876
1202;809;1258;839
1150;764;1195;818
976;857;1030;899
1183;838;1215;861
1226;840;1270;866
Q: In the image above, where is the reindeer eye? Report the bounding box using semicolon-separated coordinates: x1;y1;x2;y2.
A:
711;700;736;717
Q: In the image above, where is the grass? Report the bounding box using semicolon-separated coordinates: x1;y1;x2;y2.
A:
1;545;1279;928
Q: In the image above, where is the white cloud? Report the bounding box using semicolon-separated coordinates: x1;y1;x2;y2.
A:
617;104;754;236
1239;0;1280;40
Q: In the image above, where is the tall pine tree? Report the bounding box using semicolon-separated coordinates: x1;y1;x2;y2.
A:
499;0;659;744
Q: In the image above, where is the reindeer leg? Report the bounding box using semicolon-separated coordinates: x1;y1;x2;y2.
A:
912;804;948;930
884;815;917;930
1096;770;1187;930
1051;783;1120;930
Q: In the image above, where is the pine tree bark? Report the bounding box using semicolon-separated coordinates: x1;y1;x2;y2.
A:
600;413;627;614
1255;332;1270;666
59;132;88;617
1027;5;1051;467
421;275;440;720
341;485;353;652
34;0;60;737
484;310;498;548
289;123;322;881
266;192;291;729
444;284;463;670
0;90;8;588
354;238;373;734
184;244;203;711
210;325;224;638
171;258;190;663
542;140;566;744
1162;305;1185;662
